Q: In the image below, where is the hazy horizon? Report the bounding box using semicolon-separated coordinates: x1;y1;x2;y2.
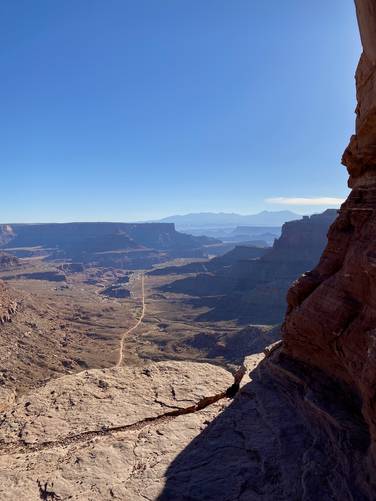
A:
1;1;359;221
0;207;341;226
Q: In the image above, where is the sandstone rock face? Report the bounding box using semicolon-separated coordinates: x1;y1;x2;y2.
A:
267;209;337;265
0;361;235;500
283;0;376;485
342;1;376;186
0;354;371;500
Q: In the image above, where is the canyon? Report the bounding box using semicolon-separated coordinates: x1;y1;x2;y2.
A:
154;209;336;325
0;2;375;500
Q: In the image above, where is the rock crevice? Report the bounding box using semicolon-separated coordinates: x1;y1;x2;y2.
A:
0;362;244;456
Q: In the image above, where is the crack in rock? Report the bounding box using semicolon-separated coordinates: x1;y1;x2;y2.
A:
0;369;245;456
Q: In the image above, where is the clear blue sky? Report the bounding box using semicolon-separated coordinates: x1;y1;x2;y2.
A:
1;0;361;222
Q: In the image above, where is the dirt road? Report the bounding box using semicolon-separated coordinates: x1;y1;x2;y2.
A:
115;273;145;368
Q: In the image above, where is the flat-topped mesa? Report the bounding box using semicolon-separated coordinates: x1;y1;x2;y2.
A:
282;0;376;479
0;222;218;268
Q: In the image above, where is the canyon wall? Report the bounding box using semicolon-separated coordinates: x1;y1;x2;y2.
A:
0;222;217;267
0;222;215;253
343;0;376;186
282;0;376;477
159;210;336;324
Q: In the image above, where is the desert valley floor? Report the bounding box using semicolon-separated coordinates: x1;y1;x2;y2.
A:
0;256;282;500
1;253;371;501
0;257;276;399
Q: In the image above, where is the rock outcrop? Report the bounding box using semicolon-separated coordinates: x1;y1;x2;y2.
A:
282;0;376;487
0;281;17;325
0;361;235;500
342;1;376;188
0;355;372;500
0;252;19;271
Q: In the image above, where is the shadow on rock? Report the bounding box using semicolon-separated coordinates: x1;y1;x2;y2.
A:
158;353;371;501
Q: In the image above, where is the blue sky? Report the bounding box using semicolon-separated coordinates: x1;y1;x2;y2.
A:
1;0;361;222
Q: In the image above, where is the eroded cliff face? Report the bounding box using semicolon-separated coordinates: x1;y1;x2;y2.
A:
283;0;376;480
343;1;376;187
157;210;336;325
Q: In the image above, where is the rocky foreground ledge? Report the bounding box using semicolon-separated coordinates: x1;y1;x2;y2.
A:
0;350;372;500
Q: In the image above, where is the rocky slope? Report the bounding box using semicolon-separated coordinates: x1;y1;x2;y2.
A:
0;281;17;325
282;0;376;490
158;210;336;324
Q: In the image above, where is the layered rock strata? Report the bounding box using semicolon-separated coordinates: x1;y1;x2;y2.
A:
159;210;336;324
283;0;376;485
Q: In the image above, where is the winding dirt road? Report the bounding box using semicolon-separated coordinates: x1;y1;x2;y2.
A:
115;273;145;368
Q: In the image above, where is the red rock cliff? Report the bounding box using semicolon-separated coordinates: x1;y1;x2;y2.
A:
283;0;376;476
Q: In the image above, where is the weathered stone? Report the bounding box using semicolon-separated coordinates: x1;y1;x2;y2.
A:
0;361;235;500
283;0;376;485
1;354;372;500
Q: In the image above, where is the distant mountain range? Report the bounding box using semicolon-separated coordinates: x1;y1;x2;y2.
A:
155;210;301;228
